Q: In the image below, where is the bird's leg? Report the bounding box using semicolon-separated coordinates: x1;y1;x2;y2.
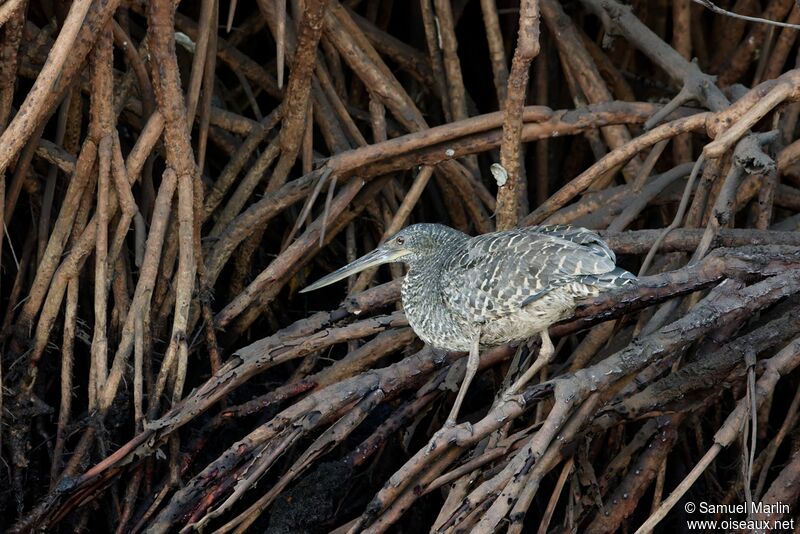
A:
445;331;481;427
504;330;554;397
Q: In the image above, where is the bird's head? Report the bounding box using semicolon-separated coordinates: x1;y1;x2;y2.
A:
300;223;463;293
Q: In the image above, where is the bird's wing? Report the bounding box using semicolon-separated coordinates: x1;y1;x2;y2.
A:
526;225;616;263
439;229;618;324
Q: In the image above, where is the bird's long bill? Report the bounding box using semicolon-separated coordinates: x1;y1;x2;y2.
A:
300;246;409;293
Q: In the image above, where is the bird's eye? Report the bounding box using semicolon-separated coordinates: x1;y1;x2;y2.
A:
396;236;405;245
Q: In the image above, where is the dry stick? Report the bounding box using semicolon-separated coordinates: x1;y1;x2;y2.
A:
607;162;695;233
324;104;540;170
580;30;634;102
0;227;34;340
324;1;492;231
112;22;156;119
185;426;305;532
704;72;800;159
202;106;281;219
670;0;694;163
210;137;282;238
533;42;549;205
755;167;778;230
276;0;286;88
169;10;280;100
693;132;779;264
283;168;333;249
524;113;709;225
218;0;329;274
167;171;195;405
426;430;530;496
301;104;659;193
0;0;94;179
360;449;466;534
218;1;338;300
635;335;800;534
638;156;705;276
349;165;435;294
541;0;642;183
4;117;46;225
0;0;24;29
55;168;177;485
38;92;72;263
632;139;670;190
586;416;682;533
683;157;720;229
473;400;574;532
22;150;112;391
149;311;407;438
184;0;215;126
432;0;478;176
763;4;800;81
358;350;525;534
216;177;366;331
144;318;415;530
212;328;416;426
754;383;800;499
419;0;452;123
195;1;218;174
718;0;795;86
50;279;77;487
215;390;387;533
195;30;223;381
17;54;158;351
91;135;112;411
268;0;330;194
100;167;177;414
708;0;757;69
480;0;509;105
242;208;359;326
317;62;367;147
0;0;24;131
148;0;199;425
109;134;138;269
559;57;608;166
581;0;729;113
88;21;115;410
496;0;540;230
533;458;573;534
14;136;97;337
433;0;469;126
695;0;800;29
757;449;800;523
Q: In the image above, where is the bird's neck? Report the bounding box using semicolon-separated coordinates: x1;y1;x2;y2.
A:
401;249;465;350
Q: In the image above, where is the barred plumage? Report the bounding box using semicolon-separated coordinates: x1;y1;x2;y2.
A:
302;223;635;425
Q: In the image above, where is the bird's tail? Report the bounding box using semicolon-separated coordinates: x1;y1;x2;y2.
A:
578;267;637;289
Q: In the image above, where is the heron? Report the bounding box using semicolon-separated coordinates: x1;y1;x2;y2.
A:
301;223;635;426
